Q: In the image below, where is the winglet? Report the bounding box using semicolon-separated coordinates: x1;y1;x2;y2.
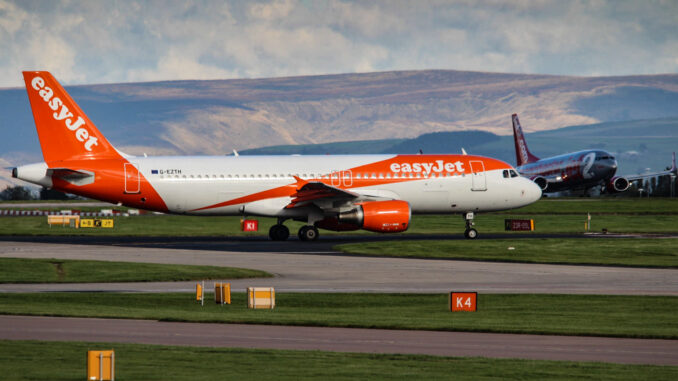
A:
512;114;540;166
292;175;308;189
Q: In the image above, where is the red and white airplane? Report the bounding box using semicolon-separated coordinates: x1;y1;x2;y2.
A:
512;113;677;195
12;71;541;240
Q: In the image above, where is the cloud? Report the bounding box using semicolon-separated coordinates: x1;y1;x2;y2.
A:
0;0;677;88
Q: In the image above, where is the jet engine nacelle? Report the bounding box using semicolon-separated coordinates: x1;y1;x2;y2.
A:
531;176;548;191
606;176;630;193
336;200;411;233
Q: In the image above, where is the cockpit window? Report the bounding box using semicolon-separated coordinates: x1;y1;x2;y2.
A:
504;169;520;178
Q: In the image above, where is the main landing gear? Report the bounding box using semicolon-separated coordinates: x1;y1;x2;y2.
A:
268;220;290;241
298;225;319;241
463;212;478;239
268;219;319;241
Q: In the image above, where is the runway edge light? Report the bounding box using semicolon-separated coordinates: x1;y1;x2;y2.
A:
449;292;477;312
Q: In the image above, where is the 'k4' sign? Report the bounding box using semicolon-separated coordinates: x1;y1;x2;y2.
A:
449;292;477;312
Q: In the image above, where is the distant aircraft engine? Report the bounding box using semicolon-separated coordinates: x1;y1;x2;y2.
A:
336;200;411;233
606;176;630;193
531;176;548;191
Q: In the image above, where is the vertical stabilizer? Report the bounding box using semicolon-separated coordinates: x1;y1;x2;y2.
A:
22;71;121;163
512;114;540;166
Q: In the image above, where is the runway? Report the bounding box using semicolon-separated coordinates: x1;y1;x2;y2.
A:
3;315;677;365
1;239;677;294
1;236;677;366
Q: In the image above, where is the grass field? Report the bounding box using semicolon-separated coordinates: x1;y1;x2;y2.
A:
503;198;678;215
336;238;678;267
3;340;676;381
1;198;677;237
0;258;271;283
1;293;676;339
2;211;678;237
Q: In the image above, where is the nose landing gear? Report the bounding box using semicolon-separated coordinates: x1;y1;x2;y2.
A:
463;212;478;239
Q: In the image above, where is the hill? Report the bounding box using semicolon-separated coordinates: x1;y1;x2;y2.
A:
1;69;677;188
242;118;678;176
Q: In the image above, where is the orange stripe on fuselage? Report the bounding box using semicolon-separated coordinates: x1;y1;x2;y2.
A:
49;159;168;212
190;154;511;212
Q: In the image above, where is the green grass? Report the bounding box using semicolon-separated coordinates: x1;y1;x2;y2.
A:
507;198;678;215
412;213;678;234
336;238;678;267
2;212;678;237
3;340;676;381
1;293;676;339
0;258;271;283
1;198;678;237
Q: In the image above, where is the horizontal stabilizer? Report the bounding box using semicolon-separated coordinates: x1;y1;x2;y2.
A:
46;168;95;186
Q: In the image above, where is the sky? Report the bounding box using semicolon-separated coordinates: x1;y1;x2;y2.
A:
1;0;677;87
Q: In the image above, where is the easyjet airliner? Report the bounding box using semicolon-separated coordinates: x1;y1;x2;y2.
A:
12;71;541;240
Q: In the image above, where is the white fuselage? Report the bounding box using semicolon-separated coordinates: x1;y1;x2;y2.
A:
125;155;541;216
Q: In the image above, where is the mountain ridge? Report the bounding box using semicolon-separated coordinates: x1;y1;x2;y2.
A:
1;69;677;189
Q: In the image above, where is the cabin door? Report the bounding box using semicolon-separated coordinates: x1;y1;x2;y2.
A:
124;163;141;194
470;161;487;191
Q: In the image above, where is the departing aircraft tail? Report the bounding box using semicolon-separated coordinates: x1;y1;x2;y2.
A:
22;71;122;163
512;114;540;166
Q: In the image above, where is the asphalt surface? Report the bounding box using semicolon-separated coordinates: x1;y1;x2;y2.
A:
1;236;677;366
1;239;677;294
3;315;677;366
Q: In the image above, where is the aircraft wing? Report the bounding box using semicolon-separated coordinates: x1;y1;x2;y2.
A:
286;176;399;209
286;177;360;209
623;152;677;182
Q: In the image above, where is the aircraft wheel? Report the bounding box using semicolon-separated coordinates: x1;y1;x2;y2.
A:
298;225;319;241
269;224;290;241
464;228;478;239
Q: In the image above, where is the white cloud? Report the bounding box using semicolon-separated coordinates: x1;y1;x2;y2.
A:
0;0;677;88
249;0;295;21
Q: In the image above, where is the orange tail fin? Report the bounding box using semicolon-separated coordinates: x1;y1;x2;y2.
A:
22;71;121;163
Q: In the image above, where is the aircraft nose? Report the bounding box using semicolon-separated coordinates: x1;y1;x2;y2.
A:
522;178;542;204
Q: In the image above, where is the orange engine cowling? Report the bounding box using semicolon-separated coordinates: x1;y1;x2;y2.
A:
337;200;411;233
